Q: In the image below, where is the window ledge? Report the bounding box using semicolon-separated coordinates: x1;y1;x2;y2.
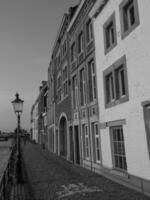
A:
105;95;129;109
105;43;117;55
110;169;129;178
62;94;69;101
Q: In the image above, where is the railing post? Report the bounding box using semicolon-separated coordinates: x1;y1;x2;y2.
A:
3;175;5;200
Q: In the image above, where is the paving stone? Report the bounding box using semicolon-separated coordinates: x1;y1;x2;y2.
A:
21;142;150;200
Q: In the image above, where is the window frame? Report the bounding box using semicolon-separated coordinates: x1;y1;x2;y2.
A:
92;122;101;163
78;31;84;54
142;101;150;158
57;74;62;103
62;66;68;98
88;59;97;103
103;55;129;108
110;125;127;172
72;74;78;110
57;52;61;67
103;12;117;54
86;19;94;44
82;124;90;160
62;40;67;58
119;0;140;39
71;42;76;63
80;67;86;106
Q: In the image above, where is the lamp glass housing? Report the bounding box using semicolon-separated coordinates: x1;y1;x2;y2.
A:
12;93;24;114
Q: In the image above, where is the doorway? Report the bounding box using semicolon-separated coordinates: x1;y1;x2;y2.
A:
59;117;67;157
69;126;74;162
74;126;80;164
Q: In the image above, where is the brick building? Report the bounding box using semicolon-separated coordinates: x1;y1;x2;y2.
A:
47;0;101;170
47;6;78;158
67;0;101;170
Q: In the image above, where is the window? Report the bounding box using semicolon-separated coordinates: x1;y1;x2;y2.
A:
57;75;61;102
62;40;67;57
104;55;129;108
80;68;86;106
72;75;78;109
88;59;97;102
106;72;115;103
71;42;76;62
86;20;93;43
120;0;139;39
78;32;84;54
103;12;117;54
62;66;68;97
110;126;127;171
92;123;101;162
115;65;126;99
82;124;90;159
57;53;61;66
143;102;150;157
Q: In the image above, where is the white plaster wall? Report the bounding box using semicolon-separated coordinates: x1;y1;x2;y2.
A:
93;0;150;179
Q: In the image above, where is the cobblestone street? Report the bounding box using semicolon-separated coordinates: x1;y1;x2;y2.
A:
21;142;150;200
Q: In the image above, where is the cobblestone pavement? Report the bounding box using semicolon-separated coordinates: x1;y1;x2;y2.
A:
22;142;150;200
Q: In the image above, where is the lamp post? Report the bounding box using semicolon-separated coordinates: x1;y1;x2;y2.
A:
12;93;24;183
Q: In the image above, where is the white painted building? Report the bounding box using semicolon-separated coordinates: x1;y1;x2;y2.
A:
90;0;150;196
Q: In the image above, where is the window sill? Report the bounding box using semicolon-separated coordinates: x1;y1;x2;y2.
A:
84;158;90;161
57;100;62;105
80;104;86;108
95;160;101;164
110;169;129;178
105;42;117;55
88;99;97;107
78;51;84;64
62;94;69;101
105;95;129;109
71;61;77;71
86;40;94;54
121;21;140;40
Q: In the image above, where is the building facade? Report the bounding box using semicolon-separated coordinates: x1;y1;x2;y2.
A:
31;0;150;196
90;0;150;195
38;81;48;147
47;61;56;152
31;98;39;143
47;6;78;158
47;0;101;171
67;0;101;171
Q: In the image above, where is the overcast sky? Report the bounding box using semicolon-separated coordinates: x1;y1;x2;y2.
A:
0;0;79;132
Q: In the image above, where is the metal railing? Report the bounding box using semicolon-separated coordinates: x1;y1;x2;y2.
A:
0;146;16;200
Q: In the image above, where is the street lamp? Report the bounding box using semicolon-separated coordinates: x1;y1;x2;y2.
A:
11;93;24;183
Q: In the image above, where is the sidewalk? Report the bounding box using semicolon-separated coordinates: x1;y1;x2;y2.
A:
22;141;150;200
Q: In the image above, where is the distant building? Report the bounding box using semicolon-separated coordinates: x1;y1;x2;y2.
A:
31;98;38;143
38;81;48;147
31;81;48;146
